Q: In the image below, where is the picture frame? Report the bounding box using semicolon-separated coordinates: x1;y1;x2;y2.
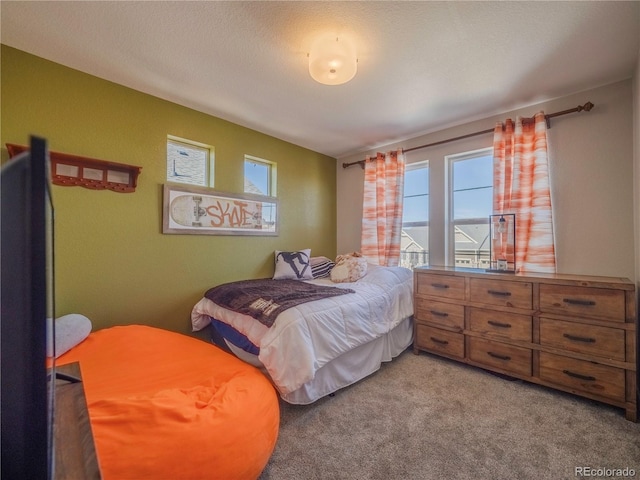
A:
162;184;278;236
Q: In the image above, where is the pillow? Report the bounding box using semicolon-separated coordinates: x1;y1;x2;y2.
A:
330;252;368;283
273;249;313;280
46;314;92;358
310;256;335;279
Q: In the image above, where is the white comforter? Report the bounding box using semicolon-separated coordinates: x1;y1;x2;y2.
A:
191;264;414;395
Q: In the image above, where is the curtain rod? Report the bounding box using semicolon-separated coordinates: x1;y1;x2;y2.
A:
342;101;594;169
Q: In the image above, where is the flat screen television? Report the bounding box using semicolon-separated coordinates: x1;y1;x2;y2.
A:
1;136;56;479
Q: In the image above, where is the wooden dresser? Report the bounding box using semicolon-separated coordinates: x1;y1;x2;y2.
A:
54;363;101;479
413;266;638;421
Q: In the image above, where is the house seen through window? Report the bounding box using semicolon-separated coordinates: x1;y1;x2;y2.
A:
400;148;493;270
401;161;429;269
449;149;493;268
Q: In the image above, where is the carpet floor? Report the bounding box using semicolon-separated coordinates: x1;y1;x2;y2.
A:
259;350;640;480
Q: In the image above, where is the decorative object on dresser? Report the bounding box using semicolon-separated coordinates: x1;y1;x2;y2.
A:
413;266;637;421
486;214;516;273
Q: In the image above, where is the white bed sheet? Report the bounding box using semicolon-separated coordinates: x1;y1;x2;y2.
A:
222;315;413;404
191;264;414;396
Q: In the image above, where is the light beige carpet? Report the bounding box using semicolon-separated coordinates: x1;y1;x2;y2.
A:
258;350;640;480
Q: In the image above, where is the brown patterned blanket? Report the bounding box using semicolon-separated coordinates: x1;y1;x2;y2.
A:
204;279;354;328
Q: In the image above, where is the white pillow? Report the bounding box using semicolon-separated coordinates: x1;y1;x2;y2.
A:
330;252;368;283
46;314;92;358
273;249;313;280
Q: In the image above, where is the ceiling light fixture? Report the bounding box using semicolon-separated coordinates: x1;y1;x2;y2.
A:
308;34;357;86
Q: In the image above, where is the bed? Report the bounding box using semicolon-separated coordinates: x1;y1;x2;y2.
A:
55;324;280;480
190;262;414;404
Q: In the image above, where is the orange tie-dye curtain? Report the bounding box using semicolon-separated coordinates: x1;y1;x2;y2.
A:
360;150;406;266
493;112;556;273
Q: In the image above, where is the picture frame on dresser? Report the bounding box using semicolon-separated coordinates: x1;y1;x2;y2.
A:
412;266;638;422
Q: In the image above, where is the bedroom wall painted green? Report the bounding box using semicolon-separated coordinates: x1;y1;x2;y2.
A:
1;45;337;335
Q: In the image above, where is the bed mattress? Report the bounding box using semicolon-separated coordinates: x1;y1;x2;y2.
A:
192;264;414;403
218;315;413;404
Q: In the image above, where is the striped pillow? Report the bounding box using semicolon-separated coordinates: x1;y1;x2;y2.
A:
310;256;335;279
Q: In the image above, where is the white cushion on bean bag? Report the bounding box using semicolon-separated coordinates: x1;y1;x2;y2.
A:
47;314;92;358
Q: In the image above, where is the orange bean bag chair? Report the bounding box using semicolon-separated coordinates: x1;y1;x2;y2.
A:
56;325;279;480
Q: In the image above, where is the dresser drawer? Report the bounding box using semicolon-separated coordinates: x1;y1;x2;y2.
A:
539;352;625;401
539;284;625;322
416;273;465;301
539;318;625;361
468;308;532;342
415;299;464;331
415;325;464;359
469;278;532;309
468;337;532;376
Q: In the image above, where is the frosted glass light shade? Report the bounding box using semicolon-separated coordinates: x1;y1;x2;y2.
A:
308;35;357;85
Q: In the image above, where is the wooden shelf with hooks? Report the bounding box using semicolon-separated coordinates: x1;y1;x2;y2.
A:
6;144;142;193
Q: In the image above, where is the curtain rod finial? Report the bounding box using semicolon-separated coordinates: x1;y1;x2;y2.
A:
582;101;594;112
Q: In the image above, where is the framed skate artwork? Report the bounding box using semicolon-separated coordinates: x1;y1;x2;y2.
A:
162;184;278;236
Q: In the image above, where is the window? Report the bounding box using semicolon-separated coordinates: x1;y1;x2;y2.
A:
244;155;276;197
448;148;493;268
166;136;214;187
400;161;429;269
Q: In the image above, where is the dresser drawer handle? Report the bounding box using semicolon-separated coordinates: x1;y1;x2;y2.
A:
488;320;512;329
430;310;449;317
431;283;450;289
430;337;449;346
563;298;596;306
487;351;511;361
563;333;596;343
562;370;596;382
487;290;511;297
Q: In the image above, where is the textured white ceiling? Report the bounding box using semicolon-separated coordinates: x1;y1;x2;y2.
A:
1;1;639;159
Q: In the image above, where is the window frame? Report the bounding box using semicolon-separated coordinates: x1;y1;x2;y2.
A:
166;135;214;187
401;160;429;269
446;147;493;267
244;154;277;197
402;160;429;228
